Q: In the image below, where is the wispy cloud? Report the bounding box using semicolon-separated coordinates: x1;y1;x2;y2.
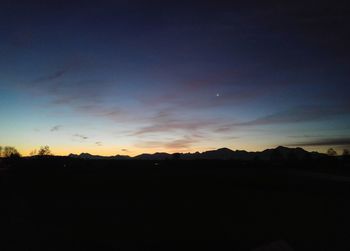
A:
288;137;350;147
32;57;86;85
72;104;125;121
33;69;68;84
132;109;219;136
135;135;199;151
232;105;350;127
133;120;208;136
164;137;199;149
28;65;128;122
50;125;62;132
288;134;324;139
73;134;88;140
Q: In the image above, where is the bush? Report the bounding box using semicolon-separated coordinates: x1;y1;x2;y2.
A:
2;146;21;158
38;146;52;156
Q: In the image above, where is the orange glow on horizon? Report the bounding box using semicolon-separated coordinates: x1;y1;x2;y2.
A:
13;144;339;157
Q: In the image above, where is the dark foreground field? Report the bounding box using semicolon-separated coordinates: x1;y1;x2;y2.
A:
1;158;350;251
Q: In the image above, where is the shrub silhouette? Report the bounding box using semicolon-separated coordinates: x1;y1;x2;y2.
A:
327;148;337;156
29;149;37;156
38;145;52;156
3;146;21;158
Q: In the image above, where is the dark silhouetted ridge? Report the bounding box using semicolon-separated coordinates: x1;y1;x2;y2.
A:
68;146;326;160
68;153;131;160
134;152;171;160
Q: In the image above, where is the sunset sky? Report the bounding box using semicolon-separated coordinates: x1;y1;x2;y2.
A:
0;1;349;156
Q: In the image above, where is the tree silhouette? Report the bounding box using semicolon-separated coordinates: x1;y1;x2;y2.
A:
29;149;37;156
38;146;52;156
3;146;21;158
342;149;350;161
327;148;337;156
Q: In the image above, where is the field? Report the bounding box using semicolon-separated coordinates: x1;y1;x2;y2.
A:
1;158;350;251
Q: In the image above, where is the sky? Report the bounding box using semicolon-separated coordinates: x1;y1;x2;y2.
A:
0;0;349;156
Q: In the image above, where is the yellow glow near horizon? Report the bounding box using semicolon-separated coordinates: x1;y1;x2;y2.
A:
12;143;343;157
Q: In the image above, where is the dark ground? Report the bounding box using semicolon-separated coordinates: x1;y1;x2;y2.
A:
1;158;350;251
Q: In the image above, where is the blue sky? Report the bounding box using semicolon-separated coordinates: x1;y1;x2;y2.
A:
0;0;349;156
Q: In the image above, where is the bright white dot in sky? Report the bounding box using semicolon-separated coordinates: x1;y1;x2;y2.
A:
216;93;220;97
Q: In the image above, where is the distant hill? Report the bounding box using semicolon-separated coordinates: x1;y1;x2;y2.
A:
68;146;326;160
68;153;131;160
259;146;323;160
134;152;171;160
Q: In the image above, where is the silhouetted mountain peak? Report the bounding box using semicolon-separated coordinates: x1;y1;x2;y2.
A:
200;148;235;159
80;153;93;157
217;147;232;151
276;146;289;151
217;147;235;153
135;152;171;160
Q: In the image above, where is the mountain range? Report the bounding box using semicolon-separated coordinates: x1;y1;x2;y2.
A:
68;146;326;161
